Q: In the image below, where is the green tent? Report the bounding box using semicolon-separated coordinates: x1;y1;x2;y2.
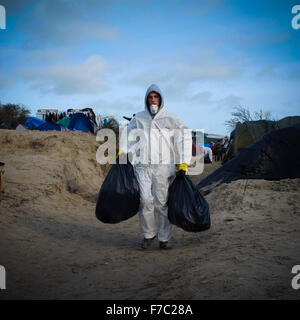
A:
56;116;70;128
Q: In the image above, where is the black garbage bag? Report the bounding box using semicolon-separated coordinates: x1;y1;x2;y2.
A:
168;171;211;232
95;159;140;224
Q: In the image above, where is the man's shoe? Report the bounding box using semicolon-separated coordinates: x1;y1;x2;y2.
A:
159;241;172;250
141;236;156;249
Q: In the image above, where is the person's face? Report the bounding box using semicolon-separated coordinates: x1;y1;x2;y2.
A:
147;92;161;107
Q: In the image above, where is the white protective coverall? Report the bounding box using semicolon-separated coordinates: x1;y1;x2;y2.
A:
120;84;192;242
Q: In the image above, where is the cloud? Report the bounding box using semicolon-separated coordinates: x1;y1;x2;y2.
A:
11;0;120;48
23;55;109;95
22;22;120;48
226;31;292;48
25;48;67;62
0;0;29;14
181;0;223;16
215;94;242;110
0;47;67;65
129;70;174;90
191;90;213;104
124;51;245;93
87;96;141;122
285;64;300;80
173;57;244;81
114;50;245;117
0;71;12;90
255;65;277;78
191;90;241;109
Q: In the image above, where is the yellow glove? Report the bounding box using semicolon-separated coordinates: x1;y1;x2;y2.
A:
178;163;188;174
116;150;125;159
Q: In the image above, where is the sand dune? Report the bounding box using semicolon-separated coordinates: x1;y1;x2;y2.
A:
0;129;300;299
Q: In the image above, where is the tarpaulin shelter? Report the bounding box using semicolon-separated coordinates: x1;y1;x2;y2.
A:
198;123;300;194
36;122;62;131
233;116;300;154
56;117;70;128
68;113;96;134
25;117;46;130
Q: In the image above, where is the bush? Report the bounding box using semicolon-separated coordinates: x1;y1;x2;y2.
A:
0;103;31;129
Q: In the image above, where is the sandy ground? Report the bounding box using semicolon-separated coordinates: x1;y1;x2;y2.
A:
0;129;300;300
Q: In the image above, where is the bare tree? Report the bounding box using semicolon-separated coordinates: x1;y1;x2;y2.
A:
0;102;31;129
225;105;276;130
253;108;274;121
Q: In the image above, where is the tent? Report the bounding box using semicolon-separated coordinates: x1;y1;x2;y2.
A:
233;116;300;154
16;124;28;131
36;122;62;131
68;113;96;133
56;116;70;128
198;123;300;194
25;117;46;130
24;113;97;134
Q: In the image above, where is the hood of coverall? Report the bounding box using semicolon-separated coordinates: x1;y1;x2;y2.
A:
144;84;165;116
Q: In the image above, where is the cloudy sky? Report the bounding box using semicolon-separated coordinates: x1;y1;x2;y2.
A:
0;0;299;135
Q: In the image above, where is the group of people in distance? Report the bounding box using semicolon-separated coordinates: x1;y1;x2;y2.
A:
210;136;230;162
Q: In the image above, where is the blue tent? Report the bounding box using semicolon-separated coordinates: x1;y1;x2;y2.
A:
37;122;62;131
25;114;95;133
198;143;212;148
25;117;46;130
68;113;95;133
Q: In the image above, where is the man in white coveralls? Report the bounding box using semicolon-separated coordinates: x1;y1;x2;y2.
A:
118;84;192;250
